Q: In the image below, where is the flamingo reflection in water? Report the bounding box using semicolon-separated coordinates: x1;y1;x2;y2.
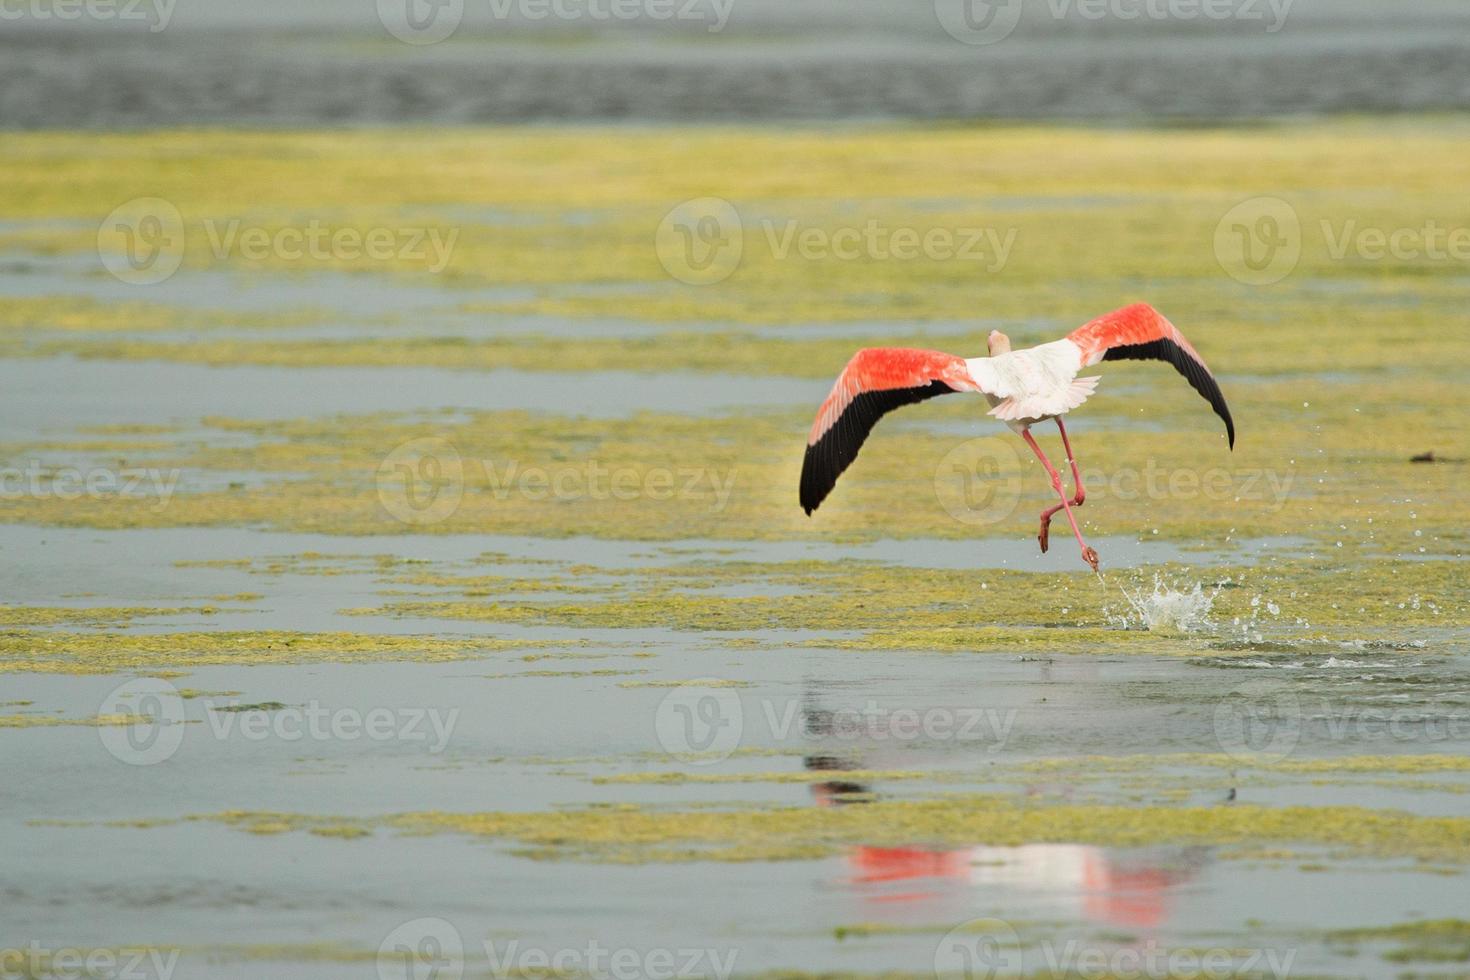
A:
802;747;1208;929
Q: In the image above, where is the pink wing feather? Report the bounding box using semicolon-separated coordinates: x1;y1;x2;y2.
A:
1067;303;1235;447
801;348;977;514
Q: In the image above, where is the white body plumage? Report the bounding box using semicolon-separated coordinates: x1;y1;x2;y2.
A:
964;339;1099;430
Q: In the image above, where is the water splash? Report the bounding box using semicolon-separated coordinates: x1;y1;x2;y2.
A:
1105;574;1221;633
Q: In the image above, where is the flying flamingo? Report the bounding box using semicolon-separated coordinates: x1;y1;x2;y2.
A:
799;303;1234;571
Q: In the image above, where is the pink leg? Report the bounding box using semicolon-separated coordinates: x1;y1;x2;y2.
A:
1055;417;1086;506
1021;428;1099;572
1038;418;1087;551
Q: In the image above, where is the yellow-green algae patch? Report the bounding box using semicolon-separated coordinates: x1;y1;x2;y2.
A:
0;945;183;980
971;755;1470;801
0;605;231;627
31;288;1470;384
481;668;648;679
1016;754;1470;777
183;943;377;964
1326;919;1470;964
585;755;1470;793
2;115;1467;566
5;122;1470;329
590;769;939;786
175;551;434;577
179;797;1470;865
348;556;1468;654
0;384;1463;559
0;712;150;728
0;295;323;335
0;125;1465;561
0;630;561;674
616;678;753;688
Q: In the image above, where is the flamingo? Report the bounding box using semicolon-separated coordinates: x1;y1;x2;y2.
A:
799;303;1234;571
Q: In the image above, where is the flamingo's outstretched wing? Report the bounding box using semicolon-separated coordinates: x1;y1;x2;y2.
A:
800;348;979;515
1068;303;1235;448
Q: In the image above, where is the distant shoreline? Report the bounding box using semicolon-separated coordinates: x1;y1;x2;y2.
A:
4;11;1469;129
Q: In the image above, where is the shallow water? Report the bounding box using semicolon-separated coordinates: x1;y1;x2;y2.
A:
0;358;821;435
4;0;1469;127
5;123;1470;979
6;647;1470;978
0;524;1297;627
0;254;529;315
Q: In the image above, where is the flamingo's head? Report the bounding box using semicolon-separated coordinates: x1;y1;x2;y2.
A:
987;330;1012;355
